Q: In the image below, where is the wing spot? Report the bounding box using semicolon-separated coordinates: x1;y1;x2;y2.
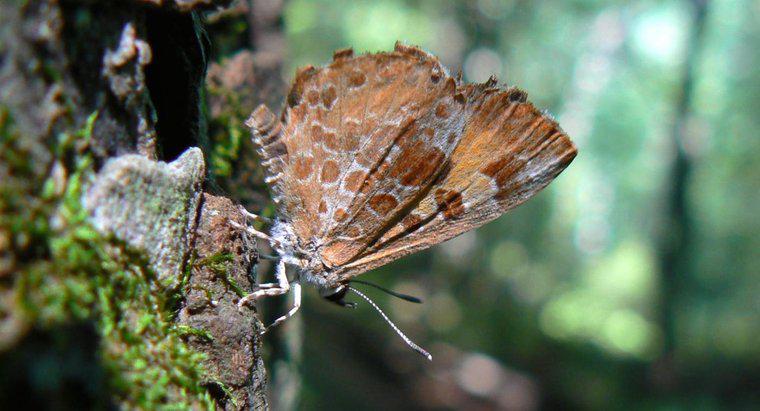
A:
480;157;521;200
435;189;465;219
345;119;361;134
287;89;301;108
345;170;366;192
318;200;327;214
369;194;399;216
323;132;339;150
293;156;314;180
311;124;325;141
334;208;349;222
480;157;512;188
402;214;423;231
306;90;320;106
344;135;360;151
378;65;395;80
348;70;366;87
391;144;445;187
345;225;363;238
321;160;340;183
323;132;359;152
435;103;450;118
321;85;337;109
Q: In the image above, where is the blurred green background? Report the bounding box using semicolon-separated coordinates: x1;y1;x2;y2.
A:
269;0;760;409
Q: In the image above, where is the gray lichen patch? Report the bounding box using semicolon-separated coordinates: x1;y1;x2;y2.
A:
102;22;158;158
84;148;205;288
102;23;152;107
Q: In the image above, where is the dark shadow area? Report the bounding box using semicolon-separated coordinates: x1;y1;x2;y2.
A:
0;323;114;410
145;9;210;162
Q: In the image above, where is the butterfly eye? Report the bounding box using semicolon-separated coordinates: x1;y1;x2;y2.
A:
321;284;350;306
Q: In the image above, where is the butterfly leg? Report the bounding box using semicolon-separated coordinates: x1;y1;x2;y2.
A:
264;282;301;333
238;205;272;224
238;259;289;307
229;220;281;248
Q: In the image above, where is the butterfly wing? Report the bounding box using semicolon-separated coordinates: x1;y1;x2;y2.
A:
249;44;576;283
252;44;468;253
247;105;289;205
317;45;470;266
328;80;577;283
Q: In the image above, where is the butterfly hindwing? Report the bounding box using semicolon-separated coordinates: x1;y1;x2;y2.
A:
247;105;288;205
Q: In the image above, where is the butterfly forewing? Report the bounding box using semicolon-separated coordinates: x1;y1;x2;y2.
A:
318;53;469;267
329;81;577;283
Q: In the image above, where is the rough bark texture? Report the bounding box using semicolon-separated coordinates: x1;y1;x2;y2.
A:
206;48;285;207
1;0;269;408
0;0;162;162
178;193;268;410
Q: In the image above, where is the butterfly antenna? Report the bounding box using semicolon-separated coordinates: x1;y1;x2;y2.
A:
347;286;432;361
350;279;422;303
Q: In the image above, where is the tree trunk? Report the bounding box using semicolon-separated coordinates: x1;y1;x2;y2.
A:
652;0;709;394
0;0;272;408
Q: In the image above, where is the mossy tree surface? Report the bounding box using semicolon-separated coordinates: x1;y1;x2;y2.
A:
0;0;269;409
1;110;218;408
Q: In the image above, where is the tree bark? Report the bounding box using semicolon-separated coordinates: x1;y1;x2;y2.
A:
1;0;271;408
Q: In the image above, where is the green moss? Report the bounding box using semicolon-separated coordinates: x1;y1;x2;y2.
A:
208;380;238;408
0;108;216;409
174;325;214;343
198;252;246;297
210;121;243;179
206;82;245;180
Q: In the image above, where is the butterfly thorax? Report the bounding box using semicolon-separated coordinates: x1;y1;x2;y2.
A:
269;219;342;294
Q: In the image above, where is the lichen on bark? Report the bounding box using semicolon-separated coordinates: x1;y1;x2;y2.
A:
1;0;270;408
1;111;215;408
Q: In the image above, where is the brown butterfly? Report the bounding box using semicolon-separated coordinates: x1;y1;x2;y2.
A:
234;43;576;359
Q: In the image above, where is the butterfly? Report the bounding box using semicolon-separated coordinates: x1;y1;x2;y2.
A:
234;43;576;360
